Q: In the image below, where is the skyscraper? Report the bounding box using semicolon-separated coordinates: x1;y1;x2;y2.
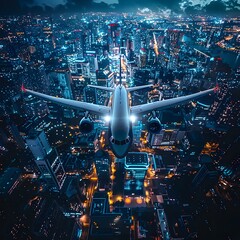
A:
108;23;121;52
25;130;66;190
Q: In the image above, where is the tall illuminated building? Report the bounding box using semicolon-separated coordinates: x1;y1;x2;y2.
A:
133;29;141;54
25;130;66;190
108;23;121;52
86;50;99;73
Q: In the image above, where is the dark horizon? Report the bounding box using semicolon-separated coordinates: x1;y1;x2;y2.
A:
1;0;240;16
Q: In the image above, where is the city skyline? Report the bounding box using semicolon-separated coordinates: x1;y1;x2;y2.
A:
0;6;239;240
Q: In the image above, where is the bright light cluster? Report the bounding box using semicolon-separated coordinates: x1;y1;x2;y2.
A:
104;115;111;122
130;115;136;123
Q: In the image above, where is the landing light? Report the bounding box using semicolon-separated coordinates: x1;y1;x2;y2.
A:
130;115;136;123
104;115;111;122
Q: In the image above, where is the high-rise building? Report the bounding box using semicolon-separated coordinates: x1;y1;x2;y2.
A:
108;23;121;52
25;130;66;190
133;29;141;54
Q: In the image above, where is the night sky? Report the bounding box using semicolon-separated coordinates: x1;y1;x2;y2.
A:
0;0;240;15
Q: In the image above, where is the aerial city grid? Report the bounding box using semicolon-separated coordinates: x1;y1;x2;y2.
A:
0;0;240;240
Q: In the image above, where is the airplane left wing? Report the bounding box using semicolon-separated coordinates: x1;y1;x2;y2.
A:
130;88;215;115
88;85;114;92
23;88;111;115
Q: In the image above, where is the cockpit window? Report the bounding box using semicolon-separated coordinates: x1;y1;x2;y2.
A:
110;136;130;145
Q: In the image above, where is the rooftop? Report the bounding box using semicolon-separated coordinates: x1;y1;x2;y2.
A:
125;152;149;169
89;213;130;240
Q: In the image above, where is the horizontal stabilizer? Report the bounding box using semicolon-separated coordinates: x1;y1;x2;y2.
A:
87;85;114;92
127;84;153;92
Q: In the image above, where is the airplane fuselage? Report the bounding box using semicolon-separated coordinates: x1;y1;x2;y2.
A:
109;85;132;158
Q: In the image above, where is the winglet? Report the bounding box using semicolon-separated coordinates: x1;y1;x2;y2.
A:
21;84;26;93
214;84;220;93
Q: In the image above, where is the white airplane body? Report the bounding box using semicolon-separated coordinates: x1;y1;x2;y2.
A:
22;83;217;158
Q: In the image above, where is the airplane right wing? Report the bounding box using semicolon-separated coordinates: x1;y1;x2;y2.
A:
126;84;153;92
23;87;110;115
130;88;215;115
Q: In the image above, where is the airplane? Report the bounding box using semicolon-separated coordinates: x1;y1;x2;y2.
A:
21;63;219;159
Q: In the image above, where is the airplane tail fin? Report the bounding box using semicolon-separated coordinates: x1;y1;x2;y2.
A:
127;84;153;92
87;85;114;92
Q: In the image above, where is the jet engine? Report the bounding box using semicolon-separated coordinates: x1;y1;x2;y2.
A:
147;116;162;134
79;116;94;134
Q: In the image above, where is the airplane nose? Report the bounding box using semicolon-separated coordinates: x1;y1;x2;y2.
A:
112;144;130;159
